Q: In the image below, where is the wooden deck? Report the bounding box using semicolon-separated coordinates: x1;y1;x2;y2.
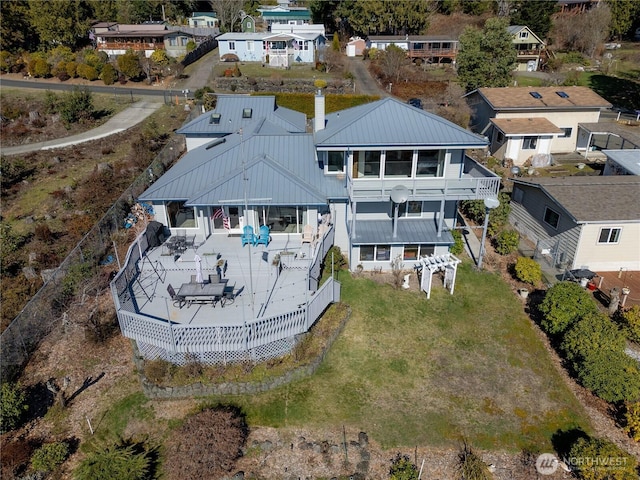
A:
593;270;640;308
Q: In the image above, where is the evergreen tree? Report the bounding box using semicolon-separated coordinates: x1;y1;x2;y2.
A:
457;17;516;92
510;0;558;39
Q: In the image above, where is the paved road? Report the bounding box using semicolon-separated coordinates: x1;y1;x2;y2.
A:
344;56;387;97
1;101;162;156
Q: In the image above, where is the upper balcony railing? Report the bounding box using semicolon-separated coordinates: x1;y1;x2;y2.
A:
407;47;457;58
98;41;165;51
348;156;500;201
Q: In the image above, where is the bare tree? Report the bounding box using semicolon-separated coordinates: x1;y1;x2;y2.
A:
323;48;343;74
379;44;409;83
551;4;612;57
210;0;244;33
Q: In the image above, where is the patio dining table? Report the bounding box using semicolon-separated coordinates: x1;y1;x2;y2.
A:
178;282;226;307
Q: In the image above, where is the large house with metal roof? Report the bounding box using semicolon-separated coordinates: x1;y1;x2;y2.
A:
465;86;612;165
510;176;640;272
109;94;498;366
141;93;498;272
217;31;325;66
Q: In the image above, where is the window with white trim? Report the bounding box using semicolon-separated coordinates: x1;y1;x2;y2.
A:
403;244;435;261
166;201;197;228
598;227;621;244
327;151;344;173
543;206;560;229
359;245;391;261
228;41;235;50
523;136;537;149
560;127;572;138
384;150;412;177
519;31;529;39
416;150;444;177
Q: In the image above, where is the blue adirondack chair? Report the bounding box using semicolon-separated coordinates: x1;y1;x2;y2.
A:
241;225;256;246
254;225;270;246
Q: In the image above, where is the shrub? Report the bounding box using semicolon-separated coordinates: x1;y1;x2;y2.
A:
143;359;171;384
186;40;196;53
576;349;640;403
0;382;28;433
450;229;464;255
150;49;169;66
493;229;519;255
460;192;510;236
622;401;640;442
74;440;156;480
389;453;418;480
101;63;117;86
44;90;60;114
163;406;248;480
568;436;637;480
194;86;214;101
232;63;241;77
66;61;78;78
117;51;142;80
314;79;328;89
514;257;541;285
76;63;98;81
31;441;69;472
561;312;626;366
59;87;94;125
324;245;348;273
616;305;640;344
33;58;50;78
456;442;494;480
539;281;598;335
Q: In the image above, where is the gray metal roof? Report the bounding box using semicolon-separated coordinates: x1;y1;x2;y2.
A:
603;149;640;175
217;31;319;41
315;97;488;148
352;219;454;245
512;176;640;222
176;95;306;137
139;131;347;205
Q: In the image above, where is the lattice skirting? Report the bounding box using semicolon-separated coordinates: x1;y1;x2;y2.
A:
137;336;297;365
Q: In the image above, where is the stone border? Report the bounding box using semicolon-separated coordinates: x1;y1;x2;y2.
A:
133;305;352;399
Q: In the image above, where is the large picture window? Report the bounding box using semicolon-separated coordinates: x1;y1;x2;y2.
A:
598;227;621;244
167;201;197;228
416;150;444;177
543;206;560;229
353;150;381;178
359;245;391;261
384;150;412;177
403;244;435;261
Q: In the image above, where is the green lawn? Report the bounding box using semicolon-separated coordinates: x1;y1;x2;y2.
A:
214;61;335;80
205;263;591;452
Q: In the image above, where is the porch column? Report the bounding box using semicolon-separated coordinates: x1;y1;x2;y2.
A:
351;201;357;237
437;199;445;238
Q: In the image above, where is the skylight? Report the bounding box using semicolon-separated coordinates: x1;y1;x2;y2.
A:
209;113;221;124
556;91;570;98
529;92;542;99
242;108;252;118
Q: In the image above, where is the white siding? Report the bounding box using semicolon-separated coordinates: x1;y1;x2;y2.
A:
574;223;640;271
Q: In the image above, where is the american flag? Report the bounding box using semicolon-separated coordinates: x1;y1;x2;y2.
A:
213;208;231;230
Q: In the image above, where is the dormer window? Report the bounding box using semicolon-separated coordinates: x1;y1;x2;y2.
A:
210;113;221;124
242;108;252;118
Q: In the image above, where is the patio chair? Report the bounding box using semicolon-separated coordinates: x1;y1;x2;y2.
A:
301;224;314;244
167;284;185;308
254;225;271;246
241;225;256;246
221;285;235;307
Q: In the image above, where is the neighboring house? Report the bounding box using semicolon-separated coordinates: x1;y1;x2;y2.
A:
507;25;546;71
140;94;498;272
241;15;256;33
602;149;640;175
93;23;195;58
217;31;325;66
176;94;307;151
188;12;218;28
510;176;640;272
346;37;366;57
271;23;326;36
465;86;612;165
258;4;311;28
368;35;458;64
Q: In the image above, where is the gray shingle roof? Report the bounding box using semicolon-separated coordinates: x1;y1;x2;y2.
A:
512;176;640;222
315;97;487;148
176;95;306;137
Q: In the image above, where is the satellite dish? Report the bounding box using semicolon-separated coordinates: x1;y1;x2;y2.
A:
390;185;409;203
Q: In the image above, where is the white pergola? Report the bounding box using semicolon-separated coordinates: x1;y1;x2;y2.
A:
418;253;461;299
